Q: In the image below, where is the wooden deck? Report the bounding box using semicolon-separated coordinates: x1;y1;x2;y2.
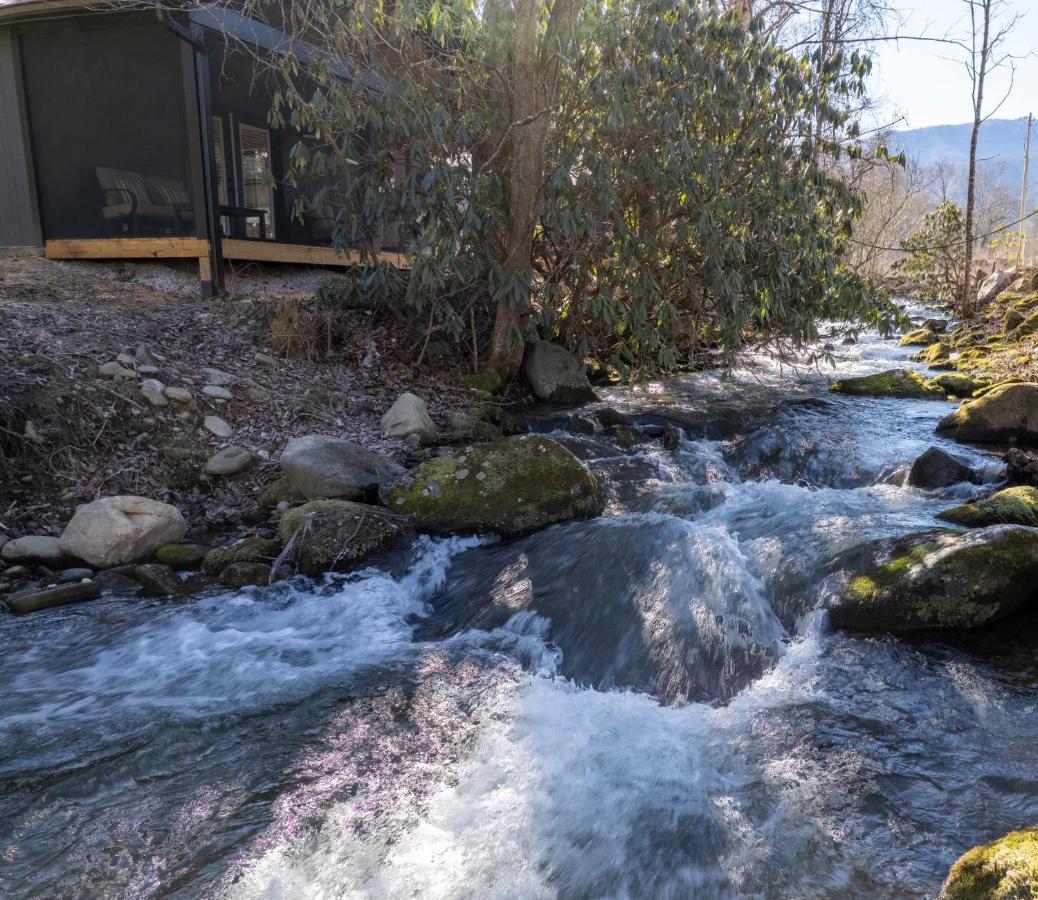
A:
44;237;406;273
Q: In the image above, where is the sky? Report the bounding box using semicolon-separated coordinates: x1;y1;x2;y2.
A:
869;0;1038;130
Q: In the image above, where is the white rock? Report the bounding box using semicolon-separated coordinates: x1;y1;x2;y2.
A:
1;535;65;565
202;367;235;386
204;446;253;477
204;415;233;438
381;392;437;441
116;352;135;367
202;385;233;400
99;361;137;379
58;496;187;568
164;386;192;403
140;379;168;407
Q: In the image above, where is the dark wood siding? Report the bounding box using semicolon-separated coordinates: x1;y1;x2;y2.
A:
0;27;42;250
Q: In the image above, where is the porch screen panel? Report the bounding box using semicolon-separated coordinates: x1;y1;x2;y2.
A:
19;16;202;241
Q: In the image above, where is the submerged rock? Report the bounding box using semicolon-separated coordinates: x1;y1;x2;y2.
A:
940;827;1038;899
59;496;187;568
831;369;945;400
280;435;405;501
829;526;1038;632
381;392;437;442
384;435;604;537
900;327;937;347
907;447;980;489
524;341;596;404
937;382;1038;443
938;486;1038;527
279;499;408;576
6;579;101;614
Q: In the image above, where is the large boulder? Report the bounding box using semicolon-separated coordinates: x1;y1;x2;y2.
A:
940;827;1038;899
524;341;596;404
280;435;406;501
937;382;1038;443
900;327;938;347
381;392;437;442
977;268;1016;305
938;486;1038;527
384;435;604;537
906;446;980;488
58;496;187;568
828;526;1038;632
831;369;945;400
201;537;282;576
279;499;409;576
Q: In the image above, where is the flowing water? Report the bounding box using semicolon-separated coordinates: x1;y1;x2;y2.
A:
3;306;1038;899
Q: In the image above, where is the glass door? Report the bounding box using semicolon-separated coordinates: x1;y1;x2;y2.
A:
239;123;275;239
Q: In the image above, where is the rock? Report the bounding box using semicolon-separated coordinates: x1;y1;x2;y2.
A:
899;328;937;347
44;567;94;586
381;392;437;441
937;382;1038;443
940;827;1038;899
204;446;253;477
280;435;406;501
137;364;161;376
99;361;137;379
135;343;159;367
907;447;980;488
58;496;188;568
661;426;681;451
1;535;65;566
1011;309;1038;338
94;569;142;594
204;415;233;438
3;565;30;579
610;424;637;448
130;563;184;597
524;341;596;403
831;369;945;400
218;561;271;588
140;378;168;407
922;318;949;333
164;386;192;404
1006;448;1038;486
116;351;135;367
913;342;949;366
280;499;408;576
447;407;502;442
155;542;210;570
258;476;305;509
829;525;1038;632
384;435;603;537
7;579;101;614
938;486;1038;527
927;373;988;397
202;385;233;401
201;367;235;386
255;352;278;367
977;269;1015;305
201;536;282;576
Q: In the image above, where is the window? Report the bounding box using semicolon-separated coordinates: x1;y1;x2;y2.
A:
239;123;274;239
212;117;230;235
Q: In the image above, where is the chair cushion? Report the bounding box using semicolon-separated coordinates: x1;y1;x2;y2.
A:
146;177;191;206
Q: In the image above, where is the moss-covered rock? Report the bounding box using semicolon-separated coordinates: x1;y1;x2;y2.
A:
383;435;604;537
900;327;938;347
154;542;209;571
831;369;946;400
829;526;1038;632
279;498;408;576
914;342;950;366
1012;309;1038;339
258;476;304;510
218;561;272;589
938;486;1038;527
937;382;1038;443
927;373;989;398
940;827;1038;900
201;536;282;575
610;424;637;448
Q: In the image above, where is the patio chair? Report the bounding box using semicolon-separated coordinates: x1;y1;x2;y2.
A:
95;167;193;235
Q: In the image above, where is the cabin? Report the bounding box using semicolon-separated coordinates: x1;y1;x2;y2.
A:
0;0;406;295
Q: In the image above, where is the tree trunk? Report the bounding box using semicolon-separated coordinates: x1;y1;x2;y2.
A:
484;0;579;390
962;0;992;319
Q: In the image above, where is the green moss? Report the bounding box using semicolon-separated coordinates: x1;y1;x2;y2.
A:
610;424;637;448
914;342;950;365
900;327;938;347
942;827;1038;900
154;543;209;571
831;369;946;400
218;561;271;589
201;536;282;575
279;499;407;576
385;435;604;537
1013;309;1038;338
938;486;1038;527
846;539;941;603
280;499;360;540
927;373;988;397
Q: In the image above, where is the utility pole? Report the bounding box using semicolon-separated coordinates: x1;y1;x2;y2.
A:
1021;112;1033;267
